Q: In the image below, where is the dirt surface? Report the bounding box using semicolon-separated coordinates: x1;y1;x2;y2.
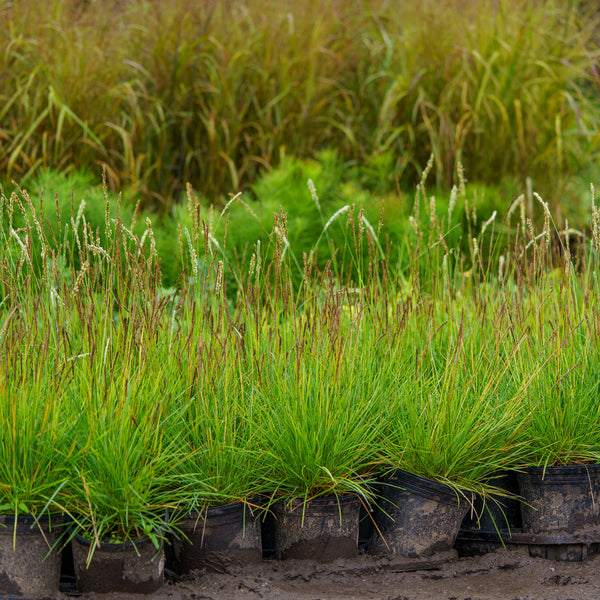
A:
63;547;600;600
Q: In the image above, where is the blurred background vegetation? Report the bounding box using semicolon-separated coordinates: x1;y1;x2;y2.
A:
1;0;599;282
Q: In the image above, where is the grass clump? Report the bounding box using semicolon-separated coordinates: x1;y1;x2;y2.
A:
252;317;393;506
512;281;600;467
0;327;76;519
376;309;529;498
170;331;262;511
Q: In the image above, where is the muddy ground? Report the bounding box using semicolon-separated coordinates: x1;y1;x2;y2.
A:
69;547;600;600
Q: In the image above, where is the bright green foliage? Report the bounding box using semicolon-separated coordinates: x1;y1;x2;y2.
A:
2;158;600;555
0;332;77;518
64;333;184;557
171;339;262;510
513;287;600;467
377;311;529;497
250;318;395;504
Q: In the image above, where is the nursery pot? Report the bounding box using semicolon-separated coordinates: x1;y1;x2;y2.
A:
168;501;262;575
369;469;469;557
0;513;66;597
456;470;522;558
517;464;600;534
272;494;360;561
460;470;522;533
71;531;165;594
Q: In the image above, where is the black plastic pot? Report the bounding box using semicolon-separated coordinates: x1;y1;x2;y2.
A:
528;540;600;561
369;469;469;557
168;501;262;574
460;470;522;534
456;470;522;557
272;494;360;561
517;464;600;534
71;531;165;594
0;513;66;597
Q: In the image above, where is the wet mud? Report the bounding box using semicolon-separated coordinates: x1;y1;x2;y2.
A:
60;547;600;600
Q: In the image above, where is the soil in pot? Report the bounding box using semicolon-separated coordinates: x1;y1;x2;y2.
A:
369;469;469;558
517;464;600;534
0;513;66;597
168;501;262;575
71;532;165;594
272;494;360;561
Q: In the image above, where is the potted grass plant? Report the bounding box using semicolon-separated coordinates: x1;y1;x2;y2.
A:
0;184;86;596
0;375;72;597
64;337;182;595
369;309;528;558
250;315;391;562
167;353;265;575
513;304;600;544
0;320;75;597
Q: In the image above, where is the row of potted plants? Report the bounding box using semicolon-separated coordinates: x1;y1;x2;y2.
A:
1;172;600;595
4;465;600;595
1;292;598;592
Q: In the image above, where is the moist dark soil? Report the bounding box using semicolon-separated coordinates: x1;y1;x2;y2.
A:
272;495;360;561
59;547;600;600
70;533;164;595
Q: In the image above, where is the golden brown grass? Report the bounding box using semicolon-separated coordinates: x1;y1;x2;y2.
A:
1;0;598;211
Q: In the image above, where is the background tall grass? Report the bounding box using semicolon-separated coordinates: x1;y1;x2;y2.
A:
1;0;598;216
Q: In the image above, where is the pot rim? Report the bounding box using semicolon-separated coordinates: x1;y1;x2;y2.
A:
518;464;600;484
272;492;361;513
383;469;466;507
